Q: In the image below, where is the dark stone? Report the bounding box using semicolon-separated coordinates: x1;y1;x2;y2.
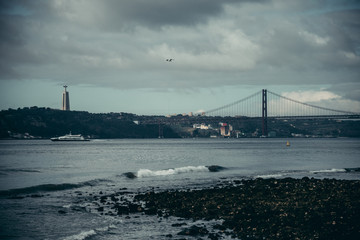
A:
177;225;209;236
116;205;130;215
124;172;137;179
207;165;226;172
213;224;226;231
97;207;104;212
345;167;360;172
171;222;187;227
100;196;107;203
208;233;221;240
144;207;157;215
134;178;360;240
128;203;142;213
111;195;118;202
58;210;67;214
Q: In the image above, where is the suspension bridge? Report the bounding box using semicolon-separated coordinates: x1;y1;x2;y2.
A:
203;89;360;136
138;89;359;137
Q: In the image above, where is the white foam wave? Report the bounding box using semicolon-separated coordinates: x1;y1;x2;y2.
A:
62;230;96;240
62;204;72;209
95;225;118;232
255;173;284;179
137;166;209;178
62;225;117;240
310;168;346;174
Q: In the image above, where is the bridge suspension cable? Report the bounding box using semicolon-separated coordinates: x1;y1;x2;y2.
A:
267;90;358;117
204;89;359;118
205;90;263;117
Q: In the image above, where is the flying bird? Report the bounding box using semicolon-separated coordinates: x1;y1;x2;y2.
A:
166;59;174;62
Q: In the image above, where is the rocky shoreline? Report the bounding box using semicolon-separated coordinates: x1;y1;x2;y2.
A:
92;178;360;239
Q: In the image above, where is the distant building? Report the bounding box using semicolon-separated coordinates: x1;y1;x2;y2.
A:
220;123;233;137
62;85;70;111
193;123;212;130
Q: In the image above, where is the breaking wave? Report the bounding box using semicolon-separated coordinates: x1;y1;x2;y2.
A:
0;179;112;197
62;230;96;240
62;225;117;240
310;168;347;174
124;165;226;179
255;173;285;179
138;166;208;178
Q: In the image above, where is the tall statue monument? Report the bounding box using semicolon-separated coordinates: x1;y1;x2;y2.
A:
62;85;70;111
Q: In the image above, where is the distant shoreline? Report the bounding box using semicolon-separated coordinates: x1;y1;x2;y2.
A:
2;107;360;138
1;136;360;140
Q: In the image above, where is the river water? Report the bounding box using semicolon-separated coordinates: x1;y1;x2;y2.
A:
0;138;359;239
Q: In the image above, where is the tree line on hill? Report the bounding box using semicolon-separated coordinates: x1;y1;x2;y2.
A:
1;107;360;139
0;107;179;139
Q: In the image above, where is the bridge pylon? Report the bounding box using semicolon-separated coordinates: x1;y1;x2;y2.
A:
262;89;268;136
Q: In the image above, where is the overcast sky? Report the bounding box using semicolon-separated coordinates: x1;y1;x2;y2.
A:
1;0;359;115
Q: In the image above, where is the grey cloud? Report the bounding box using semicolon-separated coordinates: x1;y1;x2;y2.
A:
76;0;267;30
0;0;359;101
324;10;360;55
328;83;360;102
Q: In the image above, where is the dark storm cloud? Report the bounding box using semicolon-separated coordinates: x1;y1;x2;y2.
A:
328;82;360;101
324;9;360;55
0;0;359;99
81;0;267;29
0;0;266;80
0;15;29;79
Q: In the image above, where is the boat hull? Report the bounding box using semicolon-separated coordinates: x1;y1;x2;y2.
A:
51;138;89;142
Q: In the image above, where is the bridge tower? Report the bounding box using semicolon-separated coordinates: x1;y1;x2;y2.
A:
262;89;268;136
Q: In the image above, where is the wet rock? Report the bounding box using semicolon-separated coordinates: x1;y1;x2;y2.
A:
177;225;209;236
144;207;157;215
110;195;118;202
213;224;226;231
100;196;107;203
208;232;221;240
58;210;67;214
345;167;360;172
124;172;137;179
128;203;142;213
116;205;130;215
134;178;360;240
171;222;187;227
207;165;226;172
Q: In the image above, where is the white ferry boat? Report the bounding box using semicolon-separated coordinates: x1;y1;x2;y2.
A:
51;132;89;141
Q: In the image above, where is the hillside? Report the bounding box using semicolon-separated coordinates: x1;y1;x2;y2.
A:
0;107;179;139
1;107;360;139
